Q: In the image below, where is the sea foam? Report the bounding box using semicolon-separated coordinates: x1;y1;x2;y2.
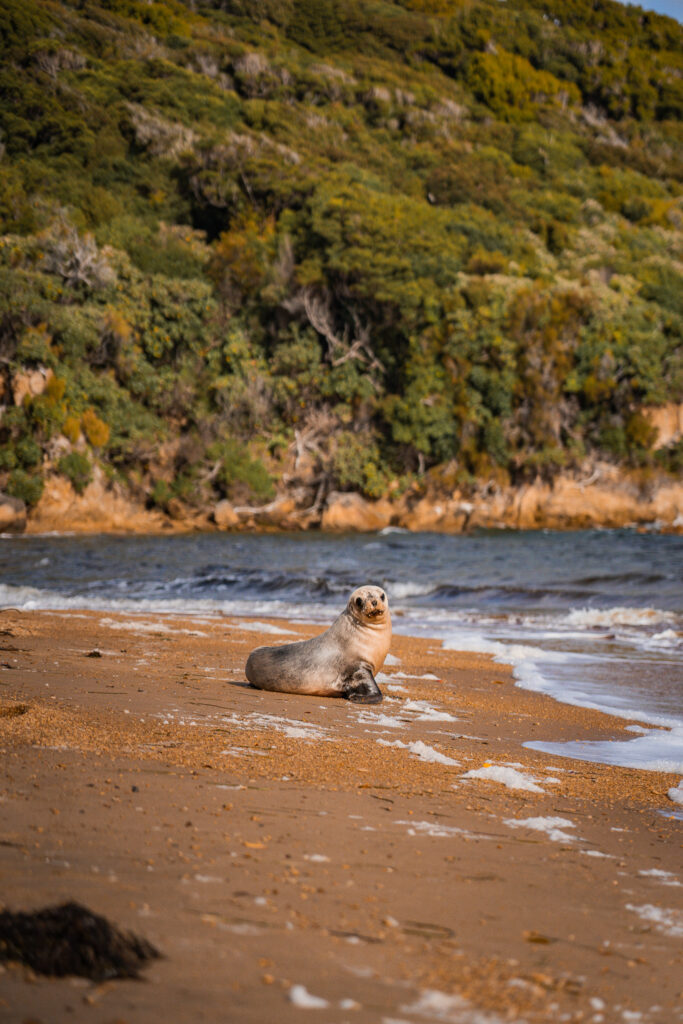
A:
461;764;547;793
625;904;683;938
564;606;676;629
668;779;683;806
526;726;683;774
504;816;578;843
378;738;460;766
289;985;329;1009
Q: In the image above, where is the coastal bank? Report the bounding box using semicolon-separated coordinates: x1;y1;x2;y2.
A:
4;459;682;535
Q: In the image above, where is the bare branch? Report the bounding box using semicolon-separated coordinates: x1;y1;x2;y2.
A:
290;406;339;469
287;287;384;379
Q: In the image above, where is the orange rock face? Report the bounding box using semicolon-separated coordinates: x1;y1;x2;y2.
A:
11;367;54;407
22;463;683;535
643;402;683;448
27;470;168;535
320;492;394;532
213;499;240;530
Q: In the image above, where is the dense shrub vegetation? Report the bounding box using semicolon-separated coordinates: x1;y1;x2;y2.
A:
0;0;681;510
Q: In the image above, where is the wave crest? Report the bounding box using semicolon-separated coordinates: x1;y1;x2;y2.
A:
565;606;677;629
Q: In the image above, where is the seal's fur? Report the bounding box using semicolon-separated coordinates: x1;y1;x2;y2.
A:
245;585;391;703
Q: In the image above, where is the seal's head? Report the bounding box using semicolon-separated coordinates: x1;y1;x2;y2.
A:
348;585;389;626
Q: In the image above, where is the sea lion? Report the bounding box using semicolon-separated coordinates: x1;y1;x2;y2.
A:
245;585;391;704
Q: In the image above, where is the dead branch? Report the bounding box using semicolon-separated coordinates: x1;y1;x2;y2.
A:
285;287;384;379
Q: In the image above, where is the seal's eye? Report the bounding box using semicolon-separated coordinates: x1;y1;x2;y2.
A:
380;592;385;602
355;597;363;609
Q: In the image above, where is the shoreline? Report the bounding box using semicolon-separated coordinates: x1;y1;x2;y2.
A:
12;519;683;539
1;608;682;1023
2;583;681;752
5;458;682;536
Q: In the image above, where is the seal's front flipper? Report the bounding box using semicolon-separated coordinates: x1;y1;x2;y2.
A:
342;663;383;704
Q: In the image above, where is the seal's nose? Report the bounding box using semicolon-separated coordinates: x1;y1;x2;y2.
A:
371;599;377;606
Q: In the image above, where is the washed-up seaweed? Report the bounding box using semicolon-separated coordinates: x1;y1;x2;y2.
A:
0;901;160;980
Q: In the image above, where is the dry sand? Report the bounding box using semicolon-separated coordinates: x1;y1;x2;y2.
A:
0;608;681;1024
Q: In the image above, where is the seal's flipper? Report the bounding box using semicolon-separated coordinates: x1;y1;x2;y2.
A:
342;663;383;704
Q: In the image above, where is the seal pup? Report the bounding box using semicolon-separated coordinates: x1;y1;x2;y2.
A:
245;585;391;704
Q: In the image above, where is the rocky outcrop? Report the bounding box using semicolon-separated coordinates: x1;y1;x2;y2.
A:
229;495;314;531
400;497;472;533
11;367;53;407
392;463;683;534
469;464;682;532
21;461;683;535
213;500;240;530
643;403;683;447
321;492;394;532
315;463;682;534
0;492;27;533
26;469;169;535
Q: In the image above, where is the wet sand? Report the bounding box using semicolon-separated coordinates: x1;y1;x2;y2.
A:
0;608;681;1024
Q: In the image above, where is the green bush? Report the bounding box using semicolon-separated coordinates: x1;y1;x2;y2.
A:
0;447;17;470
150;478;172;510
15;437;42;468
57;452;92;494
209;438;275;503
332;431;388;499
6;468;44;506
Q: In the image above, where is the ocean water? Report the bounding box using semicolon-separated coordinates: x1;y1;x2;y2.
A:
1;528;682;774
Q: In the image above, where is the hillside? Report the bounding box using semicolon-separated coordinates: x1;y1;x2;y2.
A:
0;0;682;531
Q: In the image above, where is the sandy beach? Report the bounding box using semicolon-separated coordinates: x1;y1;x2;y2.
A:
0;607;681;1023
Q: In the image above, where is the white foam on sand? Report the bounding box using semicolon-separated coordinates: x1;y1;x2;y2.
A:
395;820;484;840
222;712;331;741
625;904;683;938
668;779;683;805
403;699;458;722
638;869;681;887
503;816;578;843
461;765;547;793
357;711;407;729
378;739;460;766
400;987;506;1022
526;726;683;774
289;984;329;1008
391;671;440;680
303;854;330;863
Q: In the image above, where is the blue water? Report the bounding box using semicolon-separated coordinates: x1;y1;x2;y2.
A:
1;528;682;769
